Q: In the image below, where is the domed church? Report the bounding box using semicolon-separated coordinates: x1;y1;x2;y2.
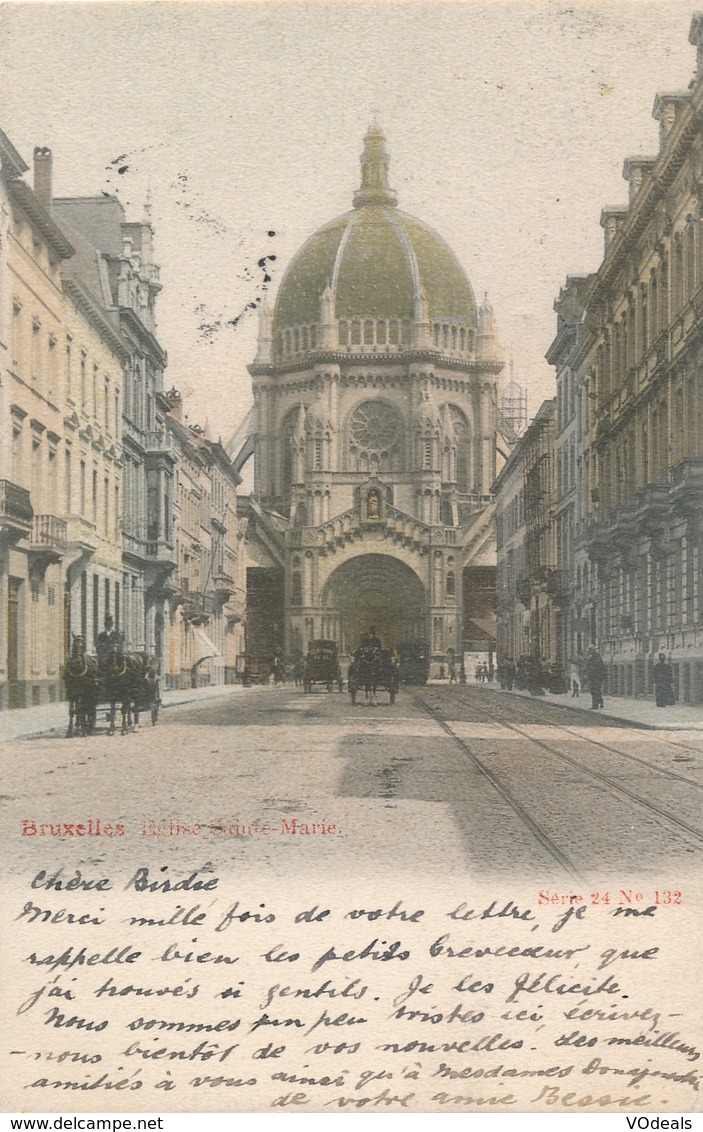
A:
238;126;506;678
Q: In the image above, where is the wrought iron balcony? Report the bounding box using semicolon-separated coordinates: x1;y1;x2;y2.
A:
182;590;211;625
671;457;703;516
144;429;177;467
145;536;177;565
29;514;67;554
213;570;235;597
545;568;570;599
0;479;33;542
145;429;174;452
26;514;67;575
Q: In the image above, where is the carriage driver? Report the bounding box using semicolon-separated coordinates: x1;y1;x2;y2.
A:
359;625;382;651
96;615;123;666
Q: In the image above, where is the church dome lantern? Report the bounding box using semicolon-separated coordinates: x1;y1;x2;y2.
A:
270;126;479;363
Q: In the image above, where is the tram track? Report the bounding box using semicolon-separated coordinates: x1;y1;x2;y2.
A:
413;689;703;877
489;689;703;764
410;691;589;884
446;689;703;790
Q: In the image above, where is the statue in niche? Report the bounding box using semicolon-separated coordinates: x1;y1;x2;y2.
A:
367;489;381;520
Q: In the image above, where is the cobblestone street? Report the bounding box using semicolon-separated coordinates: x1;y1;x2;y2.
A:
2;683;701;886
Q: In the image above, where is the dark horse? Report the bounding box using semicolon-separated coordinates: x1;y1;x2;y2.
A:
349;647;399;706
103;653;158;734
64;637;100;737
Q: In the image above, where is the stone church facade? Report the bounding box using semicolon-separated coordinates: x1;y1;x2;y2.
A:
241;127;505;675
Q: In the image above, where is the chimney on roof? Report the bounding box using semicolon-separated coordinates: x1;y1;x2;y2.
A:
33;147;52;211
165;387;183;423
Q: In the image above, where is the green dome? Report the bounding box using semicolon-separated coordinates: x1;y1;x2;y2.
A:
272;128;476;336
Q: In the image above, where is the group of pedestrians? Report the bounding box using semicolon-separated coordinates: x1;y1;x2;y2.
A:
493;646;677;711
474;662;494;683
495;655;563;696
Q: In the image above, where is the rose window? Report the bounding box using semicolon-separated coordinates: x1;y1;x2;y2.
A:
350;400;401;453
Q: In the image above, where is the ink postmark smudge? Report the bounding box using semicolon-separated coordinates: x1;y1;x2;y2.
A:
196;231;277;342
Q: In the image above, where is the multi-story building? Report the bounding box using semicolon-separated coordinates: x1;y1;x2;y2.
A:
53;194;176;667
545;15;703;704
166;391;246;689
53;176;128;663
494;400;557;673
493;430;527;667
1;129;180;710
546;275;594;673
0;135;73;708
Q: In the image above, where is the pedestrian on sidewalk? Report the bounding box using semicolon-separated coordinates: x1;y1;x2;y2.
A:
653;652;676;707
570;657;581;697
584;646;606;709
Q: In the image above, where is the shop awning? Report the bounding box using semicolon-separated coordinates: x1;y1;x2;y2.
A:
192;626;223;663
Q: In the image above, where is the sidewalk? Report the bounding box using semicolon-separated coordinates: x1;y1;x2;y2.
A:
475;680;703;730
0;682;246;743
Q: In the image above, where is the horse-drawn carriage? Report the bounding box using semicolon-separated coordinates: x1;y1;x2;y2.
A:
303;639;343;693
398;640;429;685
64;636;160;737
348;646;399;706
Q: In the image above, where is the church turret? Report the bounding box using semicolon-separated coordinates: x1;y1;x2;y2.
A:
353;124;398;209
291;404;306;486
319;281;336;349
254;299;273;364
441;402;457;480
476;293;503;365
414;285;431;350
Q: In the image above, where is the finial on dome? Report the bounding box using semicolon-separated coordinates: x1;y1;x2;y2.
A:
353;123;398;209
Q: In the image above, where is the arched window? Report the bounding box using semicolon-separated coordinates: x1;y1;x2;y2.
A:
351;321;361;345
302;327;309;350
376;321;386;344
650;274;658;343
280;406;302;503
364;319;374;345
339;321;348;346
674;237;684;315
446;404;471;492
293;328;300;352
291;572;302;604
446;570;455;597
686;222;696;302
389;321;399;345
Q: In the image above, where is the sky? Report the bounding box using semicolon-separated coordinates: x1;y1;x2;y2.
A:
1;1;698;447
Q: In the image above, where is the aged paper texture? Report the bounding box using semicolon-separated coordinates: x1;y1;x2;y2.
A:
1;0;702;1117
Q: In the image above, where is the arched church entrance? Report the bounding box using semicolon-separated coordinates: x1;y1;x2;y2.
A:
321;554;426;656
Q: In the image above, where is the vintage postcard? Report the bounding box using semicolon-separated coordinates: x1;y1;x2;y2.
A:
0;0;701;1120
